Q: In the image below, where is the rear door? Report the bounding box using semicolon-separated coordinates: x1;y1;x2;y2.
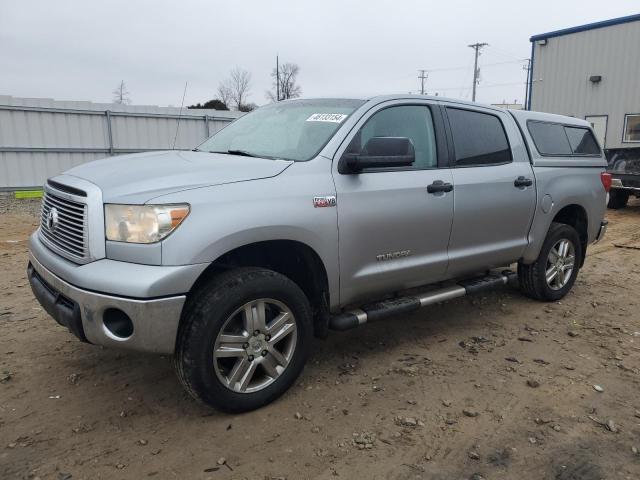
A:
333;100;454;306
443;105;536;277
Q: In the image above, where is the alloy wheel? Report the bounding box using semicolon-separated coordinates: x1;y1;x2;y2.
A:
545;238;576;290
213;298;297;393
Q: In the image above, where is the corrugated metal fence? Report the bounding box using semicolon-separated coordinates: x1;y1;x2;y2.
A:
0;95;242;190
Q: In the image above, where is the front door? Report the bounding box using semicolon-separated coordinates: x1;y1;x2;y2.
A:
333;102;454;306
443;105;536;277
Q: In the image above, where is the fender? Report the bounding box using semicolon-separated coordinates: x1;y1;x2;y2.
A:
522;168;605;264
154;161;341;309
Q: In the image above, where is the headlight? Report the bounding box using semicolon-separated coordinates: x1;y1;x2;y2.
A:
105;204;190;243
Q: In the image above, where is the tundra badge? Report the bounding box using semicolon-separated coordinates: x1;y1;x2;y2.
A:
376;250;411;261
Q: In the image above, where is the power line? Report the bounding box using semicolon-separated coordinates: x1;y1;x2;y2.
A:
418;59;524;74
413;56;529;99
429;81;527;92
468;42;488;101
480;81;527;88
486;45;528;61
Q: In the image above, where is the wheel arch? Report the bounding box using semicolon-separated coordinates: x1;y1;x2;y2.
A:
522;201;591;267
551;204;588;267
188;240;331;338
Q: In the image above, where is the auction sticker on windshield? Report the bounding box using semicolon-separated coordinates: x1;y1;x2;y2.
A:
306;113;348;123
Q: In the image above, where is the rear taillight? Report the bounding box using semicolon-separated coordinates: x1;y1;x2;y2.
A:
601;172;612;192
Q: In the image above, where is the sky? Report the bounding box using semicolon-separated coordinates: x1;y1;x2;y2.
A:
1;0;638;108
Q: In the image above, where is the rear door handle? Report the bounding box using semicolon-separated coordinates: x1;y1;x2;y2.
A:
514;176;533;188
427;180;453;194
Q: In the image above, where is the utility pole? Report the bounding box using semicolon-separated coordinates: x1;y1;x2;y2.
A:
468;42;488;102
418;69;428;95
523;58;532;110
276;55;280;102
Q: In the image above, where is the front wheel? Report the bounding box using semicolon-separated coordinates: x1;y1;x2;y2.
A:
174;267;312;412
518;222;583;301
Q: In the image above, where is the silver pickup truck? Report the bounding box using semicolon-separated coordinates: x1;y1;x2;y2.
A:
28;95;609;411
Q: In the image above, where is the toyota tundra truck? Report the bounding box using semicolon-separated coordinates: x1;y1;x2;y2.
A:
28;95;609;412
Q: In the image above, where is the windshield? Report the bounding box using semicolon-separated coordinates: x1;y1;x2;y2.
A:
197;99;365;161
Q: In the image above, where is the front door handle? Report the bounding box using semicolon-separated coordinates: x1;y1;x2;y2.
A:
514;176;533;188
427;180;453;194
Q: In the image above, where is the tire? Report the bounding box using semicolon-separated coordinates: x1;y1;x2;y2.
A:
607;189;629;209
518;222;583;302
174;267;312;412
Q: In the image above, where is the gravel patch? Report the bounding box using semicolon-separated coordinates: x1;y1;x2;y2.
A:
0;192;42;216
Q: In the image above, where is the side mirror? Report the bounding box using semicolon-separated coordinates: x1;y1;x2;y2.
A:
339;137;415;174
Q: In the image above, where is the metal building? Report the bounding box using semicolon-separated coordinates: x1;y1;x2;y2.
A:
0;96;242;190
528;14;640;157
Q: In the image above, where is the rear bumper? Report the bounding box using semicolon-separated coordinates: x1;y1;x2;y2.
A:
28;250;187;355
611;185;640;193
611;175;640;192
594;220;608;244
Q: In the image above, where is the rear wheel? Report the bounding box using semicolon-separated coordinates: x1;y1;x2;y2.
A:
174;267;312;412
607;189;629;209
518;222;582;301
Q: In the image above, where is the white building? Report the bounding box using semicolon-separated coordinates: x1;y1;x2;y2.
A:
528;14;640;157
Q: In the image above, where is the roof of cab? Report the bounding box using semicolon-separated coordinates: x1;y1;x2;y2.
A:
366;95;592;126
366;94;508;112
285;95;591;127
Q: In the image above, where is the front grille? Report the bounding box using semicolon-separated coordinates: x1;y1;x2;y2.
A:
39;190;88;262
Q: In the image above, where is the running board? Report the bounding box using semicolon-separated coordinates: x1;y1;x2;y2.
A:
329;270;517;331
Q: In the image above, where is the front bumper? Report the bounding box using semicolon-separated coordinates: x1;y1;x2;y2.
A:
28;233;208;354
28;253;185;354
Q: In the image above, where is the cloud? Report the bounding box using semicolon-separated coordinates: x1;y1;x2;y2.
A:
1;0;637;107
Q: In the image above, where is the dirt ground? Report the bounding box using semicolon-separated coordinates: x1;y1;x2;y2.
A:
1;197;640;480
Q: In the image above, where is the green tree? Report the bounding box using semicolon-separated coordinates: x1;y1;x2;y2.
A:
187;99;229;110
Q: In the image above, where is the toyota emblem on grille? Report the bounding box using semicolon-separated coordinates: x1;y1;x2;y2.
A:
47;207;59;232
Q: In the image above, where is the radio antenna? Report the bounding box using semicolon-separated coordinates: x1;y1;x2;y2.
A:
172;81;188;149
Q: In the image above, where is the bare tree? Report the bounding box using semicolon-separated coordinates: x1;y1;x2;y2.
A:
112;80;131;104
216;84;232;108
267;62;302;102
219;68;252;110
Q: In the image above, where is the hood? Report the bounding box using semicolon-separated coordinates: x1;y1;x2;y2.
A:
64;150;293;203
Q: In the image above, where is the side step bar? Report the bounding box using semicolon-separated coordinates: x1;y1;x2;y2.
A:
329;270;517;331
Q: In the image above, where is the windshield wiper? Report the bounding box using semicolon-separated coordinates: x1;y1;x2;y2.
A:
225;149;258;157
207;149;281;160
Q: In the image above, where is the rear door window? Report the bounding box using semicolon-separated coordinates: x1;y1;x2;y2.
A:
528;121;600;156
446;108;512;166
